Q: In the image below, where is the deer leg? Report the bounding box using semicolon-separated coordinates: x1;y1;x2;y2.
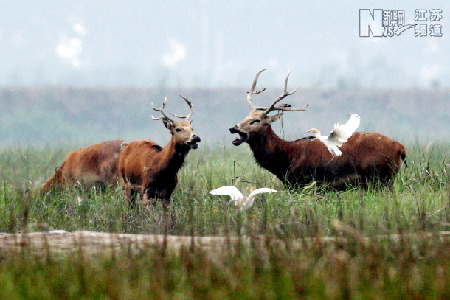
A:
161;198;177;233
129;189;138;209
123;181;137;208
160;193;178;232
141;193;150;207
141;184;156;207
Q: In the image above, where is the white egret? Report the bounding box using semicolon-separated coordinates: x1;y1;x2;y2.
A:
210;186;277;210
306;114;360;156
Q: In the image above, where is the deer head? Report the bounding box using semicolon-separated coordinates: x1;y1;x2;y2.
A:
152;95;201;149
229;69;308;146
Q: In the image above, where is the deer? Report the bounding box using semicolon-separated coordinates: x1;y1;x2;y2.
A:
119;95;201;208
229;69;407;189
40;139;126;194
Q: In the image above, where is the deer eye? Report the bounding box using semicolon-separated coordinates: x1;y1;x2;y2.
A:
176;128;182;132
250;120;260;125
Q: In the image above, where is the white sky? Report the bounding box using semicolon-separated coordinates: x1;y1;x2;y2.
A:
0;1;448;87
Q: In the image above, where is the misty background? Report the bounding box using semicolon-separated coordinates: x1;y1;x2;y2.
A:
0;1;449;146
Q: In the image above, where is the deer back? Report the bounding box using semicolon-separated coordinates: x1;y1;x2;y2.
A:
41;139;124;193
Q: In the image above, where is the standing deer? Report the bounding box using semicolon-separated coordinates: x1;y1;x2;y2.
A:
40;139;126;194
229;69;406;189
119;95;201;207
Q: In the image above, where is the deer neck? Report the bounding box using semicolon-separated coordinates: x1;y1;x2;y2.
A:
160;137;190;174
247;126;292;180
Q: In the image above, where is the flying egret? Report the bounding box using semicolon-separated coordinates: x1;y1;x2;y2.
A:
210;186;277;210
305;114;360;156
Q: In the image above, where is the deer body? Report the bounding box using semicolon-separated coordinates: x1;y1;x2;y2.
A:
230;69;406;189
246;125;405;187
119;138;194;205
40;139;125;194
118;96;200;207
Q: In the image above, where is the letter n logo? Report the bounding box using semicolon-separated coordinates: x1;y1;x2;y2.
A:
359;9;384;37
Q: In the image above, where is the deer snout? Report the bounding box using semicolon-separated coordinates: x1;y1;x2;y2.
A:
187;135;201;149
229;125;248;146
229;126;239;134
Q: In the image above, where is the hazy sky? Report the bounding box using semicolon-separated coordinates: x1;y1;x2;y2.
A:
0;0;448;87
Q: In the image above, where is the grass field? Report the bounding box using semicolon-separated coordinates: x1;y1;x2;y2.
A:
0;142;449;298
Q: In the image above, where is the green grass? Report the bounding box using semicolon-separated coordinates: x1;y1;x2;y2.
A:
0;143;449;298
1;235;449;299
1;143;448;236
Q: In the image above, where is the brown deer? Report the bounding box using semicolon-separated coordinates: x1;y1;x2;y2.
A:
119;95;201;207
40;139;126;194
229;69;406;189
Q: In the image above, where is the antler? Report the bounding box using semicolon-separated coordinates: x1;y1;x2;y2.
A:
151;95;194;122
256;69;307;115
246;69;308;115
151;97;175;122
169;95;193;120
246;69;267;111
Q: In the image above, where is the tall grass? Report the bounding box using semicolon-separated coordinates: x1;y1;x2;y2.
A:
0;143;448;236
0;228;449;298
0;143;449;298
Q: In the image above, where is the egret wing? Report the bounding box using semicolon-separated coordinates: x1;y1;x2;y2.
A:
320;138;343;156
248;188;277;199
342;114;360;136
328;114;360;146
242;188;277;210
210;186;244;202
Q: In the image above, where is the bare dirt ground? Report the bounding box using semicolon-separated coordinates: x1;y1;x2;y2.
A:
1;223;449;256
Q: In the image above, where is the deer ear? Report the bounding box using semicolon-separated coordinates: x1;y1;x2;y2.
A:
162;118;173;130
268;113;283;123
120;142;129;152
